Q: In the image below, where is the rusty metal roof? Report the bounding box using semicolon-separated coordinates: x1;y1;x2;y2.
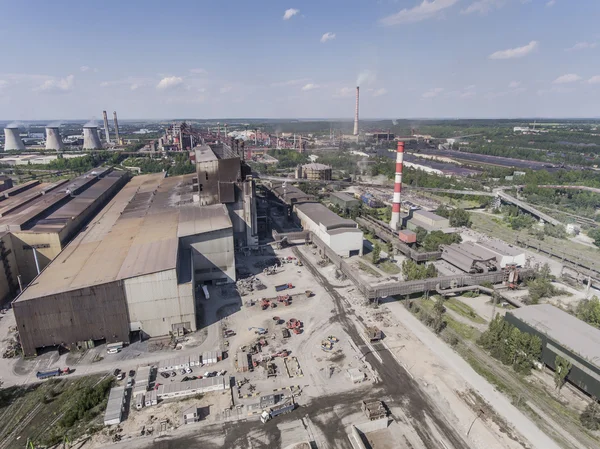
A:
17;173;232;301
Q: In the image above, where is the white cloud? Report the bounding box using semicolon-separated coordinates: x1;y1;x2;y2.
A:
333;87;355;98
80;66;90;72
271;78;310;87
189;68;208;75
489;40;538;59
587;76;600;84
508;81;521;88
553;73;582;84
36;74;75;92
566;41;597;51
422;87;444;98
283;8;299;20
380;0;458;26
156;76;183;89
462;0;504;15
372;88;388;97
320;32;336;43
301;83;319;91
546;0;556;6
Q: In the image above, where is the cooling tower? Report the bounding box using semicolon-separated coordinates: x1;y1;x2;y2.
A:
3;126;25;151
389;141;404;230
353;86;359;136
83;125;102;149
45;127;64;151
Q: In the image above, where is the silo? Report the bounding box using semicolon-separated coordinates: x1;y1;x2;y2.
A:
4;126;25;151
83;125;102;149
45;126;64;151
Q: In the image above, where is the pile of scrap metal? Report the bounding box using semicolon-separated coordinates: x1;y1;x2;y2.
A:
237;276;266;296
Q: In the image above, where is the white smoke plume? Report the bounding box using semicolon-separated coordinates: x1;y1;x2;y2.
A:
356;70;376;86
84;119;98;127
46;121;63;128
5;121;22;129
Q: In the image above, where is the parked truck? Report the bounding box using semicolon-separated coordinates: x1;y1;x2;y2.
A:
36;368;62;379
365;326;383;342
260;398;295;423
275;283;294;292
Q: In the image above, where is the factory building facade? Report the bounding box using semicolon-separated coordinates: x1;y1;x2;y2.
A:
14;173;236;356
441;240;527;274
294;202;363;257
505;305;600;398
194;144;258;249
329;192;360;210
406;209;450;232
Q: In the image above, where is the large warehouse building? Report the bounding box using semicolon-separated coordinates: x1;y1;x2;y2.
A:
506;304;600;398
294;202;363;257
14;173;236;356
0;168;128;302
406;209;450;232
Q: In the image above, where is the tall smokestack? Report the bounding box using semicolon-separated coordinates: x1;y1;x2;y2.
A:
113;111;120;145
102;111;110;143
45;126;64;151
389;141;404;230
3;126;25;151
83;125;102;149
353;86;359;136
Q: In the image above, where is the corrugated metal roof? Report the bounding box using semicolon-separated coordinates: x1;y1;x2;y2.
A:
330;192;358;203
157;376;226;395
104;386;125;424
477;240;524;257
17;173;232;301
508;304;600;368
296;202;358;231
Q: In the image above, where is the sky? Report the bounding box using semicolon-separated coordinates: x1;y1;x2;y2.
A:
0;0;598;120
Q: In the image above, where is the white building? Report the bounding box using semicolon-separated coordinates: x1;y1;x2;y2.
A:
294;202;363;257
157;376;229;400
104;386;127;426
475;240;526;267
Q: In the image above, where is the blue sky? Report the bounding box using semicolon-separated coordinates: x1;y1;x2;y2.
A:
0;0;598;120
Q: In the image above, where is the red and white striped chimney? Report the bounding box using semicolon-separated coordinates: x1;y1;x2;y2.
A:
353;86;359;136
390;141;404;230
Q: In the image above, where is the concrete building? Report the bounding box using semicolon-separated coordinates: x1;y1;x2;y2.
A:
294;202;363;257
295;163;332;181
506;304;600;398
183;406;199;424
0;153;87;166
14;173;236;356
329;192;360;210
475;240;526;267
194;144;258;249
406;209;450;232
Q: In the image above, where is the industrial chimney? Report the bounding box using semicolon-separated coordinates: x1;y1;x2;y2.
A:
83;124;102;149
353;86;359;136
102;110;111;143
3;125;25;151
113;111;120;145
389;141;404;230
45;126;64;151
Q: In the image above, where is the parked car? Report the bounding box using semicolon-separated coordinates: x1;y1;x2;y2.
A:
113;368;121;377
126;378;133;388
160;372;170;379
117;373;125;381
171;371;177;377
182;376;190;382
128;369;135;377
185;367;192;374
180;369;186;375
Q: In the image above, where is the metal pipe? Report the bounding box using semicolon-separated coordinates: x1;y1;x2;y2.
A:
32;248;40;275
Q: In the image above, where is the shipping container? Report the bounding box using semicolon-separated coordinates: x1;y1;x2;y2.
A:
398;230;417;244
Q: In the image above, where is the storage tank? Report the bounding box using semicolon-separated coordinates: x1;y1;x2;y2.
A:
3;125;25;150
83;124;102;149
45;126;64;151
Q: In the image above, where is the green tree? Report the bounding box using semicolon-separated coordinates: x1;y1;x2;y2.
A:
386;242;394;260
588;228;600;248
554;355;572;391
432;296;446;334
526;277;557;304
580;399;600;431
448;208;472;228
575;297;600;328
415;226;428;244
539;263;552;280
372;243;381;265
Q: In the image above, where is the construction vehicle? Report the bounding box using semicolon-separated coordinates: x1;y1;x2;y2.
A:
260;298;270;310
365;326;383;342
260;397;296;423
321;340;333;351
249;327;268;335
275;283;294;292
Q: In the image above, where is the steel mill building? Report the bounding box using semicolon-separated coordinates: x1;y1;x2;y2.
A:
14;172;236;356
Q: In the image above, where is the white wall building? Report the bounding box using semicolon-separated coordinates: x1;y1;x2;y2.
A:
475;240;526;267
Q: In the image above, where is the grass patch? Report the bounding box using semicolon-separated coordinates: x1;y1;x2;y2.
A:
445;298;487;324
445;314;480;341
377;260;401;275
358;261;381;278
